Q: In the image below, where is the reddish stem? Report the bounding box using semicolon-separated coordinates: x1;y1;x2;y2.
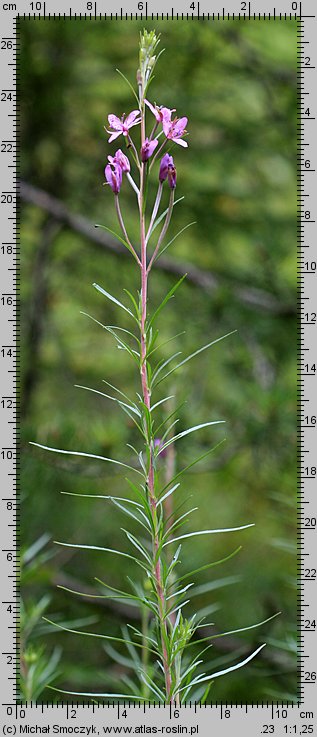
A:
139;91;173;703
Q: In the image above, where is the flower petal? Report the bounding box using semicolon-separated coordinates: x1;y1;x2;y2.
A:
162;118;171;137
173;138;188;147
108;114;122;131
145;99;159;119
108;131;122;143
161;107;173;123
125;109;141;127
175;116;188;132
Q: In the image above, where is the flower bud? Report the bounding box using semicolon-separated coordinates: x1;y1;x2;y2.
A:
159;153;176;188
167;163;177;189
141;137;158;163
159;153;173;182
105;163;122;195
139;30;160;87
108;149;130;173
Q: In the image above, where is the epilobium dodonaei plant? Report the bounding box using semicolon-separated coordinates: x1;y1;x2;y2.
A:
33;31;278;704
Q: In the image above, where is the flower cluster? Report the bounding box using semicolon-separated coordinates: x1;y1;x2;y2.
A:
104;96;187;195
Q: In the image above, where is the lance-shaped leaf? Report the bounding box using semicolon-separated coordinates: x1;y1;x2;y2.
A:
95;578;157;616
123;288;140;319
61;491;143;509
53;541;148;573
153;222;196;263
93;283;137;322
147;274;187;330
94;225;140;263
138;672;165;702
75;384;140;416
81;311;140;349
158;421;225;455
154;331;237;388
30;442;142;475
178;644;266;693
102;325;140;363
157;483;180;507
195;612;281;642
177;546;242;583
163;523;254;548
159;439;226;495
42;617;157;654
189;575;241;598
115;68;140;103
111;497;151;532
122;529;152;564
149;196;185;239
48;685;148;700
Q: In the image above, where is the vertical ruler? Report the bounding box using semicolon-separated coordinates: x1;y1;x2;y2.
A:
0;19;18;704
298;0;317;706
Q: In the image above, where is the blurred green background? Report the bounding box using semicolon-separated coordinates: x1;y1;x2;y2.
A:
20;18;297;702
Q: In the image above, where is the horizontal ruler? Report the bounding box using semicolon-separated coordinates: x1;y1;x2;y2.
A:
1;702;315;735
0;0;315;732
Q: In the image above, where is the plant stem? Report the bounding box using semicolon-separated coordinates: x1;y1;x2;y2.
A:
138;85;173;704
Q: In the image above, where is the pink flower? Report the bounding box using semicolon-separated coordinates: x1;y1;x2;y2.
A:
141;137;158;163
108;149;130;173
145;99;175;125
107;110;141;143
163;114;188;148
105;163;122;194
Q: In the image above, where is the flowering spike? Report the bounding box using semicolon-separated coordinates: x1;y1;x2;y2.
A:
139;30;160;89
41;30;265;708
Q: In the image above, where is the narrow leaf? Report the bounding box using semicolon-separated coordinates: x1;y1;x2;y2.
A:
54;541;134;558
179;644;266;691
95;224;139;262
151;395;175;412
153;222;196;263
75;384;141;416
201;612;281;641
158;421;225;454
151;196;184;236
30;442;142;475
148;274;187;330
163;523;254;547
157;483;180;507
155;331;237;388
160;439;226;494
48;686;148;700
61;491;142;509
177;546;242;583
42;618;156;654
116;68;140;104
93;283;136;320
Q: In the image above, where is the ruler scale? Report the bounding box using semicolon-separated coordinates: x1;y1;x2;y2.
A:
0;1;315;733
